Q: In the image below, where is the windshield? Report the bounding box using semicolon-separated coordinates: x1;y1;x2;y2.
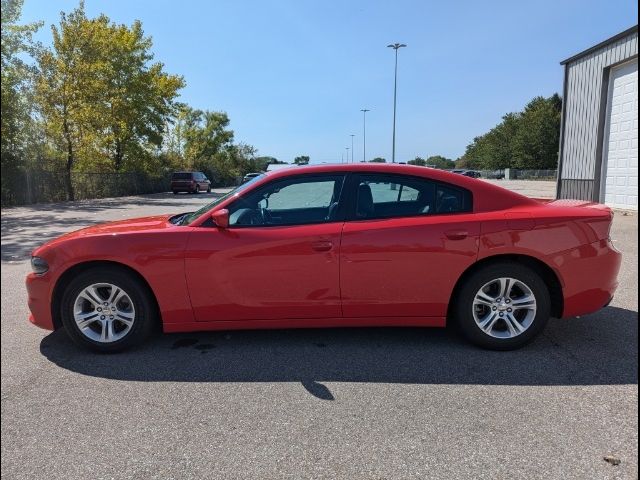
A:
180;174;266;225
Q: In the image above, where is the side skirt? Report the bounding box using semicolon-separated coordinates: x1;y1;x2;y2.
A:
163;316;446;333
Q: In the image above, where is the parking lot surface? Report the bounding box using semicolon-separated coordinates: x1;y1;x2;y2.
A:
1;190;637;479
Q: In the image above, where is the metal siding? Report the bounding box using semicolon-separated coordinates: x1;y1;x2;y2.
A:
558;31;638;200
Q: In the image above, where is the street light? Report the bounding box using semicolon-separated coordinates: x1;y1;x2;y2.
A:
350;134;355;163
360;109;370;162
345;147;350;163
387;43;406;163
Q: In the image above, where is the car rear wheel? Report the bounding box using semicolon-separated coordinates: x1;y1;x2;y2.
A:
60;267;155;352
453;262;551;350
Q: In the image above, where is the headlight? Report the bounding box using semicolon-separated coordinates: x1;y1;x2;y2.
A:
31;256;49;274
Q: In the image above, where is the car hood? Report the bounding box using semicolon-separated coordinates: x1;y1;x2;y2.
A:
40;215;176;249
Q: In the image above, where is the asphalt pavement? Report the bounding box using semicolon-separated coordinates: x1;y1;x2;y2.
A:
1;191;637;479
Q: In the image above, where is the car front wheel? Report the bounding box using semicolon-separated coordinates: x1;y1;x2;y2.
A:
60;267;155;352
453;262;551;350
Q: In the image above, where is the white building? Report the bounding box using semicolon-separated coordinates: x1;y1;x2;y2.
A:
557;26;638;210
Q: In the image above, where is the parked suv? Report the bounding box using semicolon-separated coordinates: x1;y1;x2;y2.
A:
171;171;211;194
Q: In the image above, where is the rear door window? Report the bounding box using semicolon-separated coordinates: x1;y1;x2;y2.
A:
353;174;472;220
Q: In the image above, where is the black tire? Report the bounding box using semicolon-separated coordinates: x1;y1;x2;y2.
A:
206;185;211;193
60;266;156;353
452;262;551;350
172;190;178;195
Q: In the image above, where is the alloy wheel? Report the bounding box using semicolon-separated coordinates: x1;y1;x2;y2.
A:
73;283;136;343
472;277;537;339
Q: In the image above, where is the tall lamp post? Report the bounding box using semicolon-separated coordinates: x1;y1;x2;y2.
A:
345;147;350;164
350;134;355;163
387;43;406;163
360;108;370;162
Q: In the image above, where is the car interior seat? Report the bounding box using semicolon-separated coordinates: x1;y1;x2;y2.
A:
356;183;375;218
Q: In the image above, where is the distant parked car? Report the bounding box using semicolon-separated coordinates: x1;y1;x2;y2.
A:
171;171;211;194
485;171;505;180
462;170;482;178
243;172;263;183
451;169;467;175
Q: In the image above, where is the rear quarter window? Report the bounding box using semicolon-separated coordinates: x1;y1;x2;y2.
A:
172;173;192;180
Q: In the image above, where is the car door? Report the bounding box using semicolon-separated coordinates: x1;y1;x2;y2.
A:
340;173;480;318
185;174;346;321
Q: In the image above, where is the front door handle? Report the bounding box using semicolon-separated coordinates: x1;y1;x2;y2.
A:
445;230;468;240
311;240;333;252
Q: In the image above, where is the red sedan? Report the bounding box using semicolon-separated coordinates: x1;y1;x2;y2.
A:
26;164;622;352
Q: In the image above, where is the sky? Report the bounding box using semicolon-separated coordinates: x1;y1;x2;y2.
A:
20;0;639;164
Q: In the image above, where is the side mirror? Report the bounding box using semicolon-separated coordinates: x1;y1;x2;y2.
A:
211;209;229;228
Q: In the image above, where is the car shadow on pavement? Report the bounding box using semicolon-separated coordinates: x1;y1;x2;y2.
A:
39;306;638;400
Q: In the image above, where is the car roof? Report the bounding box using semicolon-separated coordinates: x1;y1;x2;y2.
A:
262;163;537;212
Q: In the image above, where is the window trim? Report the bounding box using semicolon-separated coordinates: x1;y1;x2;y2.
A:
345;172;473;222
225;173;348;228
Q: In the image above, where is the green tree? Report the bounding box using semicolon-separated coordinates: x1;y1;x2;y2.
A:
1;0;42;202
457;95;561;170
294;155;310;165
183;108;234;165
425;155;455;169
511;95;562;169
99;20;184;171
408;157;426;166
35;4;96;200
370;157;386;163
35;2;184;199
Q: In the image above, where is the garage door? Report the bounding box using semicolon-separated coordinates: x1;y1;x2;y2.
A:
601;59;638;210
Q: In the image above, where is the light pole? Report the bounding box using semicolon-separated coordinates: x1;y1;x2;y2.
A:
360;108;370;162
345;147;350;163
350;134;355;163
387;43;406;163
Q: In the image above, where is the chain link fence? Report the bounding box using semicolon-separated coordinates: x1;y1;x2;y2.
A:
1;170;173;207
477;169;557;180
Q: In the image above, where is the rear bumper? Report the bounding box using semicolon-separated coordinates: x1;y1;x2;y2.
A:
555;238;622;318
26;272;55;330
171;183;194;191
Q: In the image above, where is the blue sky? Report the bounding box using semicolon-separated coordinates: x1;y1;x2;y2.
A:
21;0;638;163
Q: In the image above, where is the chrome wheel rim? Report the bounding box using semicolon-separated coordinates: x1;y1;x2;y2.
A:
472;277;537;339
73;283;135;343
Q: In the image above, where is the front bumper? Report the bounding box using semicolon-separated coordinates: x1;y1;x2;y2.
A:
26;272;55;330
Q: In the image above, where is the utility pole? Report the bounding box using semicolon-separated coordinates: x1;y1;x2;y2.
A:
360;108;370;162
350;134;355;163
387;43;406;163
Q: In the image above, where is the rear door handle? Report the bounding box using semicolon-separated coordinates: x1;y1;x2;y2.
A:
311;240;333;252
445;230;468;240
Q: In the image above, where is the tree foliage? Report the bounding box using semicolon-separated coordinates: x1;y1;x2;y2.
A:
426;155;455;169
457;95;561;170
34;2;184;198
1;0;42;201
369;157;386;163
294;155;310;165
408;157;426;166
